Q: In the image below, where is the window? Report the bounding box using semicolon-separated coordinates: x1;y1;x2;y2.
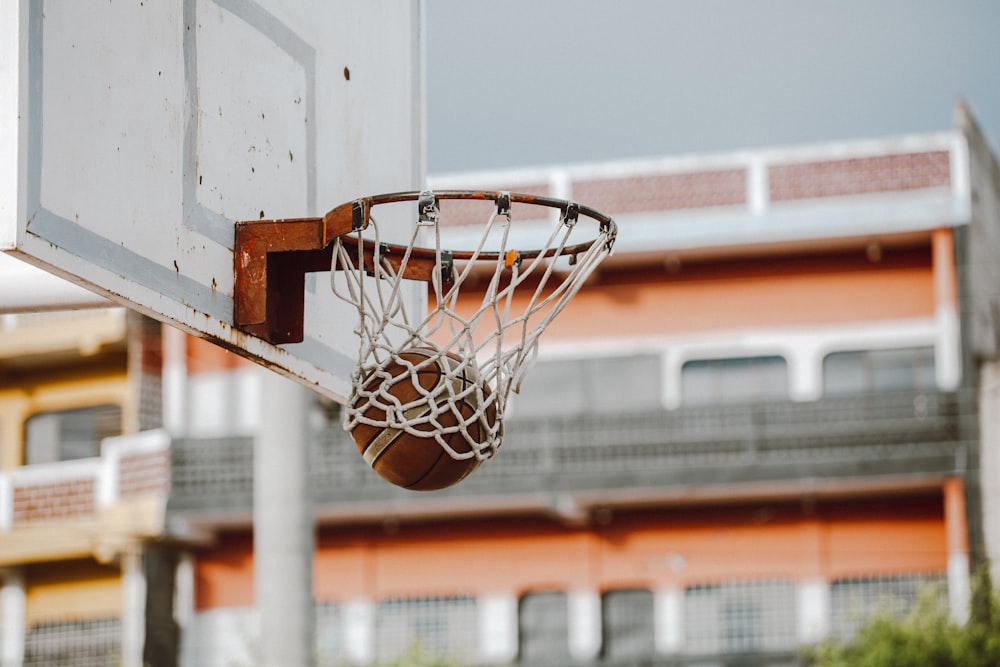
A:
23;404;122;465
315;602;345;666
683;580;797;656
682;356;788;405
374;596;476;664
512;354;662;418
603;588;655;662
829;573;946;641
519;591;569;663
824;347;935;395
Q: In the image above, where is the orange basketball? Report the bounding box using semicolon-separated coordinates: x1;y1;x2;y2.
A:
349;347;498;491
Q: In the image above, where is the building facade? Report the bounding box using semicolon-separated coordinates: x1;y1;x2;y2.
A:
1;103;999;666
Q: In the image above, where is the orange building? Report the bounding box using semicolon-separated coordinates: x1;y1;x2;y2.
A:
2;104;998;666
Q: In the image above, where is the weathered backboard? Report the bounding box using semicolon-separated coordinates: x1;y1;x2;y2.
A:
0;0;424;402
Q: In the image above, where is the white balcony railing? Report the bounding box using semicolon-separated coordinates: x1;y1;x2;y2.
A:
0;429;170;531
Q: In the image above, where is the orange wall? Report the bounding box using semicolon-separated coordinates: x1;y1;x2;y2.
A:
194;492;947;610
180;245;935;374
824;495;948;578
194;533;255;609
450;246;935;343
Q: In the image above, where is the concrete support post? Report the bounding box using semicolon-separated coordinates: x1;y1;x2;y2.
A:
120;548;146;667
342;598;375;665
567;589;601;661
254;369;315;667
161;324;188;436
0;568;25;667
931;228;962;390
654;586;683;655
944;477;971;624
173;552;196;667
980;360;1000;584
477;593;518;665
796;578;830;645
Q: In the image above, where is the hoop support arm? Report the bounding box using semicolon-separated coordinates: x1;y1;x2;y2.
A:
234;208;439;344
234;217;329;344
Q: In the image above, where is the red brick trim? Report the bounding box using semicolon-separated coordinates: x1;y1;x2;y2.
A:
769;150;951;202
12;479;95;523
573;169;747;215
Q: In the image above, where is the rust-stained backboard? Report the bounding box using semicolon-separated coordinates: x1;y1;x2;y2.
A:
0;0;425;402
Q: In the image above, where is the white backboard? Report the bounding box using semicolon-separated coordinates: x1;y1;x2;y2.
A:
1;0;425;402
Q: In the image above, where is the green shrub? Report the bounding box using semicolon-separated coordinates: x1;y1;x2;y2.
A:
807;564;1000;667
374;641;470;667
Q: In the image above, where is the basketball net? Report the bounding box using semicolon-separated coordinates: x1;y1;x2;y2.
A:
330;191;617;464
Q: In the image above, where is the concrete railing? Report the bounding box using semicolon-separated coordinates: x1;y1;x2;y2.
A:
168;389;975;513
430;130;970;257
0;430;170;531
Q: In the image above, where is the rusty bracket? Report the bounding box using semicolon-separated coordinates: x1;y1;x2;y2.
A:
233;199;438;345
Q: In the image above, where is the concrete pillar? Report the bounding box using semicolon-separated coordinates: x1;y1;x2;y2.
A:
944;477;971;624
980;360;1000;584
173;552;195;667
932;228;962;390
254;369;315;667
120;547;146;667
342;598;374;665
0;568;25;667
796;578;830;644
161;325;187;437
655;586;683;655
477;593;518;664
567;589;601;661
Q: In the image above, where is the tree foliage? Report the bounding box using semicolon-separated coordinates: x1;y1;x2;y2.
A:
373;641;470;667
808;563;1000;667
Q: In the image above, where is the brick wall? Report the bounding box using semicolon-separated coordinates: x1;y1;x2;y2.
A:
431;140;958;224
438;183;552;227
119;449;170;498
1;431;171;530
573;168;747;214
12;478;95;523
768;150;951;202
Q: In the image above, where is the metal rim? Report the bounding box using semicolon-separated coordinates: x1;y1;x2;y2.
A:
326;189;618;263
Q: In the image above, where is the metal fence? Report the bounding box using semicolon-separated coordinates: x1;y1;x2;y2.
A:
22;617;120;667
168;389;975;512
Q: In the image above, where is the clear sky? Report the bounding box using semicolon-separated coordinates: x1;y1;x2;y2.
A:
426;0;1000;174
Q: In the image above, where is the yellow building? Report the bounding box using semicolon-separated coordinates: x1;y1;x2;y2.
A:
0;307;170;666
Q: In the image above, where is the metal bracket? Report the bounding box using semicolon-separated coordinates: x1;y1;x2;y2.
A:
496;191;512;220
367;242;393;277
439;250;454;283
351;200;366;232
561;202;579;227
418;190;438;225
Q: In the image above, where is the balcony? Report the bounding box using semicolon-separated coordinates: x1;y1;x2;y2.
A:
167;388;975;525
0;430;170;564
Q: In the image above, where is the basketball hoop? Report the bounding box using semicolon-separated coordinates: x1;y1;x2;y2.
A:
234;190;616;487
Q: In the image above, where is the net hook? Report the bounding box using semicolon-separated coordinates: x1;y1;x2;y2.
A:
561;202;579;227
439;249;455;283
418;190;439;225
496;191;512;221
351;199;367;232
